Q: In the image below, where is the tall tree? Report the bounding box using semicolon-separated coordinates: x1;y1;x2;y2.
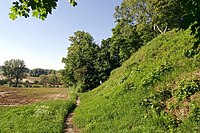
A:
62;31;99;92
2;59;27;87
115;0;200;34
114;0;200;59
110;20;143;65
96;38;112;82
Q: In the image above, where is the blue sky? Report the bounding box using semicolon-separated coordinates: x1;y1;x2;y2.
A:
0;0;122;70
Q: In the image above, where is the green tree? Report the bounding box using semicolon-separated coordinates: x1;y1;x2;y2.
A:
29;68;45;77
178;0;200;29
39;74;49;87
2;59;27;87
114;0;181;34
115;0;200;34
95;38;119;82
62;31;99;92
9;0;77;20
110;20;143;65
48;74;58;87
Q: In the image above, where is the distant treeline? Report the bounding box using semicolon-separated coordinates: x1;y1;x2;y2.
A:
0;66;58;77
28;68;58;77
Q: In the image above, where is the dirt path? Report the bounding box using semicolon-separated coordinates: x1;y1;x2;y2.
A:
64;97;80;133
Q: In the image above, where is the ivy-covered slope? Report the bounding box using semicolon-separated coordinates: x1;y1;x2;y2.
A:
74;29;200;133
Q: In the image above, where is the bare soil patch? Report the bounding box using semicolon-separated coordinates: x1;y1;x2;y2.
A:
0;87;69;106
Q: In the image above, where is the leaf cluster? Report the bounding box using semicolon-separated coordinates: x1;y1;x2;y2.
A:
174;79;200;101
141;62;173;87
9;0;77;20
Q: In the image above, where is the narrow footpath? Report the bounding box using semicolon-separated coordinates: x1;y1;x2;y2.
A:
64;97;80;133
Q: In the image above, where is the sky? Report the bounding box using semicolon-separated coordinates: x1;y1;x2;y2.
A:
0;0;122;70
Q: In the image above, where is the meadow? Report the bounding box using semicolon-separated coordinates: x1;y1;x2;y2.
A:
0;87;76;132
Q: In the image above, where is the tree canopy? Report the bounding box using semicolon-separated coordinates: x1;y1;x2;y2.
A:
62;31;100;92
2;59;27;87
114;0;200;34
9;0;77;20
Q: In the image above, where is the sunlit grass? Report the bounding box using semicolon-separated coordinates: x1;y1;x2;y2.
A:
0;93;77;132
0;87;77;132
74;29;200;132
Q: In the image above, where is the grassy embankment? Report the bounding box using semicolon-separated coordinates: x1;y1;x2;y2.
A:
0;87;77;132
73;29;200;132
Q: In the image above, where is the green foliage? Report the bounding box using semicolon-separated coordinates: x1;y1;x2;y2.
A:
179;0;200;30
39;74;49;87
62;29;144;92
48;74;59;87
0;94;76;132
39;74;61;87
29;68;56;77
141;62;173;87
174;79;200;101
189;103;200;125
110;20;143;64
140;89;172;113
2;59;27;87
115;0;200;36
73;28;200;132
114;0;182;34
184;23;200;58
62;31;100;92
68;0;77;6
96;38;113;82
9;0;77;20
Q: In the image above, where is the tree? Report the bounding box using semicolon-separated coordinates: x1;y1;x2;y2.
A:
178;0;200;29
2;59;27;87
115;0;200;34
9;0;77;20
114;0;180;34
96;38;112;82
48;74;58;87
110;20;143;65
62;31;99;92
29;68;45;77
39;74;49;87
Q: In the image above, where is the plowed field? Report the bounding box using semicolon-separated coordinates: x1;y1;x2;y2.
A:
0;87;68;106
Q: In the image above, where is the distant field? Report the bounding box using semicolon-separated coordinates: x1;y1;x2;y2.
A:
0;87;76;132
0;87;69;106
22;76;39;83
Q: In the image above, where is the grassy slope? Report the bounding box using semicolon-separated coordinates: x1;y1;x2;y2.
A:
74;29;200;133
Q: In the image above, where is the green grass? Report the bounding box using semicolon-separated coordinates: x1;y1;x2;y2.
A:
73;29;200;132
0;93;77;132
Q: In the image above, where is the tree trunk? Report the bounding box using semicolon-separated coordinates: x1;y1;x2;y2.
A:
16;78;19;87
